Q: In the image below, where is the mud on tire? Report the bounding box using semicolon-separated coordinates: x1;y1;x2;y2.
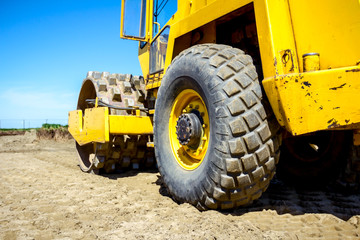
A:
154;44;281;210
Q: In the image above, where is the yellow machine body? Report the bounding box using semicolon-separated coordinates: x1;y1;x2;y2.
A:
66;0;360;210
69;0;360;144
260;0;360;135
120;0;360;136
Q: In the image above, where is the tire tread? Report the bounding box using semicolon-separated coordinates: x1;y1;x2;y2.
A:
154;44;281;210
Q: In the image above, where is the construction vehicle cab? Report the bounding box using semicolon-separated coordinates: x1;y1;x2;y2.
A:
69;0;360;209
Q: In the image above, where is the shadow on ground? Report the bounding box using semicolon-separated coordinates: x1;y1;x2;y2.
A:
100;168;159;180
95;166;360;221
228;177;360;221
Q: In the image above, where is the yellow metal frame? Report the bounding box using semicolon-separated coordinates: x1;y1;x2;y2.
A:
68;107;153;146
109;115;153;135
263;66;360;135
69;0;360;147
135;0;360;136
120;0;154;42
256;0;360;135
68;107;110;146
118;0;360;137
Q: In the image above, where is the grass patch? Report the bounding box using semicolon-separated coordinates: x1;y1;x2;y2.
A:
41;123;68;129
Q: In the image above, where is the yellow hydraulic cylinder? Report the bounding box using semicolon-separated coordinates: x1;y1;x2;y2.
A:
303;53;320;72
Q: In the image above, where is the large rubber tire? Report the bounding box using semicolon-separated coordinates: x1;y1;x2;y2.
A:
277;130;352;187
154;44;280;210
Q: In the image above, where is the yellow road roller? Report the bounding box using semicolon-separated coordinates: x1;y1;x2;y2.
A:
69;0;360;210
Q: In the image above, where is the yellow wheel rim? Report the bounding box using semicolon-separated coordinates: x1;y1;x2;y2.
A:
169;89;210;170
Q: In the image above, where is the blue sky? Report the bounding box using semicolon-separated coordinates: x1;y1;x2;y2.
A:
0;0;142;128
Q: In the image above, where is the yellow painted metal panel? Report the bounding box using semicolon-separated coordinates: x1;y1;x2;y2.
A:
138;43;150;78
263;66;360;136
254;0;299;79
68;107;154;145
68;110;82;137
288;0;360;71
190;0;207;14
68;107;110;146
109;115;153;135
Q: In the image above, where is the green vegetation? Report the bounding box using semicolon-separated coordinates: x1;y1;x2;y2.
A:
42;123;68;129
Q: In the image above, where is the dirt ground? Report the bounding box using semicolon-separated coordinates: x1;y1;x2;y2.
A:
1;131;360;239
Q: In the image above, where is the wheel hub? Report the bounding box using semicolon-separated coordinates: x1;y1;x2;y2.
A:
169;89;210;170
176;113;202;148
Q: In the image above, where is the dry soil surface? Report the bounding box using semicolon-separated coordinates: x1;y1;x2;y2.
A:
1;131;360;239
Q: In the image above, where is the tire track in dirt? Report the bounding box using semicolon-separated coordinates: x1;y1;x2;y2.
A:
229;178;360;239
0;134;359;239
